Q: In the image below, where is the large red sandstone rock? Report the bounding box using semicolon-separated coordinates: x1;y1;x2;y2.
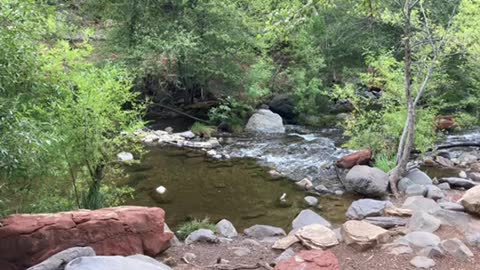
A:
435;115;456;130
0;206;173;270
275;250;340;270
336;149;372;169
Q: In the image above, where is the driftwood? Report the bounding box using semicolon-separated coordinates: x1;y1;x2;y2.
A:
150;103;211;124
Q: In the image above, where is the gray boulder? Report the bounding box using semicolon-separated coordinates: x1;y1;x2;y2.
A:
407;211;441;233
292;209;332;230
439;177;478;189
438;202;464;212
185;229;218;244
244;225;286;239
437;183;451;190
404;231;441;249
402;196;441;214
433;209;472;231
426;185;444;200
28;247;96;270
216;219;238;238
441;238;474;259
418;246;444;258
245;109;285;133
398;169;433;192
346;199;393;220
344;166;389;197
405;184;427;197
65;256;171;270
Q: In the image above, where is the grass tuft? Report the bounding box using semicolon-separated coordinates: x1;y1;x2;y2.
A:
176;217;217;239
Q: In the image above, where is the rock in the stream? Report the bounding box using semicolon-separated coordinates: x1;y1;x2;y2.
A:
439;177;478;189
346;199;393;220
441;238;473;259
215;219;238;239
295;224;339;249
398;169;433;192
291;209;332;230
407;211;441;233
295;178;313;190
341;220;390;251
336;149;372;169
65;256;171;270
461;185;480;216
438;202;464;212
402;196;441;214
364;217;407;229
245;109;285;134
405;184;427;197
274;250;340;270
304;196;318;206
178;131;196;139
344;165;389;197
117;152;134;162
425;185;445;200
409;256;435;269
0;207;173;270
185;229;218;245
28;247;96;270
244;225;286;239
403;231;441;249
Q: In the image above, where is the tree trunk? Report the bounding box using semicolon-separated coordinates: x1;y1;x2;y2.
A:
389;1;415;197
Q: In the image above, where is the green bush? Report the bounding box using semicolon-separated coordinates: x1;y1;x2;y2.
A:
176;218;217;240
374;153;396;173
191;122;215;138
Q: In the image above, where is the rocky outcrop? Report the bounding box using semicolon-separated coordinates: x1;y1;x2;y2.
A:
274;250;340;270
336;149;372;169
344;165;389;197
0;207;173;270
461;185;480;216
245;109;285;134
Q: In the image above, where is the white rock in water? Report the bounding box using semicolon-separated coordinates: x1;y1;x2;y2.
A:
459;171;468;178
156;186;167;194
117;152;134;161
280;193;287;202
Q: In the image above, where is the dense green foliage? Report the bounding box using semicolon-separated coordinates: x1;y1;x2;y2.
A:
176;218;217;240
1;0;480;215
0;0;143;216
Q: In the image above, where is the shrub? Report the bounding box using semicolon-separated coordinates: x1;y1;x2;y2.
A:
191;122;215;138
176;218;217;240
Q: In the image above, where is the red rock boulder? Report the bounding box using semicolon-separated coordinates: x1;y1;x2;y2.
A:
435;115;456;130
336;149;372;169
0;206;173;270
275;250;340;270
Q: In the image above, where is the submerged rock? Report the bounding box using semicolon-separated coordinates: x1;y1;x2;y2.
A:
344;165;389;197
245;109;285;134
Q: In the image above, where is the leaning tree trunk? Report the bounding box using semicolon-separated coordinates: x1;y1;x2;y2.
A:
389;1;416;197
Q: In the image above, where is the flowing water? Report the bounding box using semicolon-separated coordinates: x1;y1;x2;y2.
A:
124;143;356;231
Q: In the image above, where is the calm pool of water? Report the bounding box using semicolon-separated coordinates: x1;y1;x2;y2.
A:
123;146;355;231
